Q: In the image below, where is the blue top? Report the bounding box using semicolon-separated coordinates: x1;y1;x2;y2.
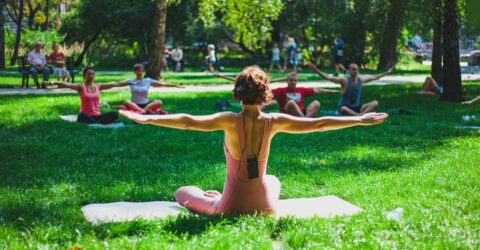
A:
127;78;155;105
286;44;297;63
333;38;345;57
339;76;362;108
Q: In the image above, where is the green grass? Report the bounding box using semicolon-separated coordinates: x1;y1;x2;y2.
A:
1;83;479;249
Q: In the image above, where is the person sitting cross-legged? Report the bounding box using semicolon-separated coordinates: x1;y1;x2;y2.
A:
119;63;184;114
45;67;132;124
262;72;338;117
307;62;393;116
119;66;388;216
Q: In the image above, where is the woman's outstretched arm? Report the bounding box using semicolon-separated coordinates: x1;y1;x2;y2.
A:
45;81;81;92
213;73;236;82
272;112;388;134
99;81;132;90
119;110;234;131
151;79;184;88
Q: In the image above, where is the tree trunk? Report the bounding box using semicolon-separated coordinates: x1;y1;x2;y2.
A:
440;0;463;102
75;31;102;67
0;2;6;69
26;2;40;29
146;0;167;80
10;0;25;66
431;1;443;85
377;0;405;70
42;0;50;31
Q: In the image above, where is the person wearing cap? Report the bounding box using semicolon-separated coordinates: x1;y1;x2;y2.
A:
206;44;216;73
28;42;50;89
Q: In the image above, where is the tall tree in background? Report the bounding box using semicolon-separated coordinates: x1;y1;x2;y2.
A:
146;0;167;79
6;0;25;65
377;0;406;70
431;0;443;85
440;0;463;102
26;0;41;29
198;0;284;53
0;0;6;69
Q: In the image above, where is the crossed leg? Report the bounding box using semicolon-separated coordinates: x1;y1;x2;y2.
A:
144;100;163;113
124;100;145;113
359;100;379;115
284;100;305;117
305;100;321;118
340;100;379;116
124;100;163;114
175;175;281;215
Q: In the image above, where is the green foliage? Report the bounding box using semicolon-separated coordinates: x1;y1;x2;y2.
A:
4;26;64;55
465;0;480;32
0;83;480;248
198;0;284;50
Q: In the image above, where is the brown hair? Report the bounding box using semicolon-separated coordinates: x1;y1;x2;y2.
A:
133;63;145;71
233;66;272;105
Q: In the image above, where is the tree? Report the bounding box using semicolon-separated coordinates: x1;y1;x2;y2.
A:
431;0;443;85
0;0;6;69
198;0;284;52
146;0;167;79
60;0;154;66
440;0;463;102
6;0;25;65
377;0;406;70
26;0;41;29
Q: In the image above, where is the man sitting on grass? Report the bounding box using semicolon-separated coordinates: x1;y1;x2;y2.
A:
307;62;393;116
262;72;338;117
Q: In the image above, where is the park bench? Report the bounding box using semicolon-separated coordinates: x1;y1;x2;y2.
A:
17;56;80;87
66;56;80;83
17;56;30;88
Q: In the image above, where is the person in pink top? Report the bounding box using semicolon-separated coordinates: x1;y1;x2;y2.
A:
46;67;131;124
120;66;388;216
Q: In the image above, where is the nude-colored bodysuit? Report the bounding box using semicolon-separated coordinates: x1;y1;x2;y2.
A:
175;114;281;215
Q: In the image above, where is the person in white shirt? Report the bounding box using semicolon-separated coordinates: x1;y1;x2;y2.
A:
171;45;184;72
205;44;216;73
28;42;50;89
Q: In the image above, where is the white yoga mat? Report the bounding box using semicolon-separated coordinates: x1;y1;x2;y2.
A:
82;195;363;224
60;115;124;128
60;115;78;122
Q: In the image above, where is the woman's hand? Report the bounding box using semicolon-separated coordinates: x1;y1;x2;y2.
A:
461;100;472;105
359;112;388;125
119;110;149;124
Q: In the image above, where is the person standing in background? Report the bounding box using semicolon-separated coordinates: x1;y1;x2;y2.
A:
333;34;346;77
171;45;184;72
268;43;282;72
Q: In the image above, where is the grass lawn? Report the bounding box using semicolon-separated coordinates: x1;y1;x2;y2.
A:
1;82;479;249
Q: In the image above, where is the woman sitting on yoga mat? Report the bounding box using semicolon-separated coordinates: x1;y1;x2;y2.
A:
119;63;183;114
46;67;131;124
120;66;388;216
